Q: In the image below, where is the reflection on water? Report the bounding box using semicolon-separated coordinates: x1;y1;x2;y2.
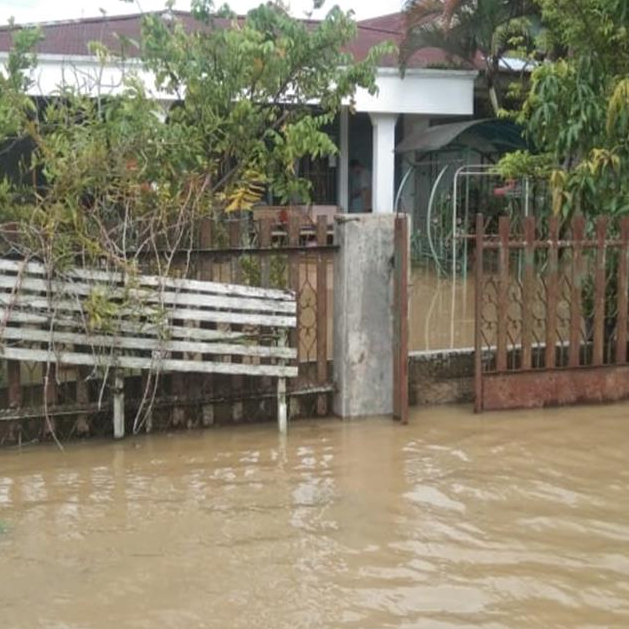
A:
410;268;475;352
3;404;629;628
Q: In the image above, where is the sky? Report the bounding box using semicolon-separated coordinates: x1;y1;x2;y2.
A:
0;0;398;25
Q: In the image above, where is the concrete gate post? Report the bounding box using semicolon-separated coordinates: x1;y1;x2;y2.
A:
333;214;397;417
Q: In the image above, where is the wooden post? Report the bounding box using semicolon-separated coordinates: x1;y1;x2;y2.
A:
496;216;510;372
545;217;559;369
42;363;57;438
75;366;90;435
593;217;607;366
316;215;329;417
7;359;21;408
616;217;629;363
569;216;586;367
113;369;125;439
474;214;484;413
521;216;535;370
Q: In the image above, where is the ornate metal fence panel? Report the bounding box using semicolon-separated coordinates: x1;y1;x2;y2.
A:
475;213;629;411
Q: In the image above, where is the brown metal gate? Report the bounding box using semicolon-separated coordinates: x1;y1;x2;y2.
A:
475;213;629;412
393;214;409;423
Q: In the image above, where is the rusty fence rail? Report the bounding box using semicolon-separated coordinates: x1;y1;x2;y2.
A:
475;213;629;411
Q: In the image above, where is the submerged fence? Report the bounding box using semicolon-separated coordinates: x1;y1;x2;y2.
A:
475;213;629;411
0;210;336;444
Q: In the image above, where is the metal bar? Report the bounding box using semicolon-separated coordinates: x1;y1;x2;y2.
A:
521;216;535;370
496;216;510;372
259;218;272;287
316;215;328;417
617;217;629;363
392;215;409;424
593;217;607;366
288;214;301;361
474;213;484;413
545;217;559;369
569;216;586;367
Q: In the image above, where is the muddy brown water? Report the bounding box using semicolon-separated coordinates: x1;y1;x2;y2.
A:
410;269;475;352
3;404;629;628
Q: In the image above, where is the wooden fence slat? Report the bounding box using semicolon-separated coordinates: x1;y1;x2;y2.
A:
569;215;586;368
617;217;629;363
474;214;484;413
0;259;294;301
521;216;535;370
0;327;296;360
0;277;296;314
496;216;510;372
0;298;296;329
545;217;559;369
0;309;252;341
316;215;328;416
593;217;607;366
0;346;299;378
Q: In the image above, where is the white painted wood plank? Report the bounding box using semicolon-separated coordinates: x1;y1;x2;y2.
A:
0;296;297;328
0;309;250;342
0;326;297;360
0;259;294;302
0;275;296;314
0;346;299;378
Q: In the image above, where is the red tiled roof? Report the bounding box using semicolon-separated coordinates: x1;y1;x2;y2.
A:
0;10;466;70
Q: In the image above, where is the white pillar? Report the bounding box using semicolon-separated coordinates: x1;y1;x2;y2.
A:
370;113;398;214
338;106;350;211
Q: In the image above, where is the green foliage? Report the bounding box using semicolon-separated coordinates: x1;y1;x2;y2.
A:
400;0;540;115
0;1;389;273
500;0;629;219
0;1;389;390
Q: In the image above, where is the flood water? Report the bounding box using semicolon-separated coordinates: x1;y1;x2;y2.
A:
3;404;629;628
410;268;475;352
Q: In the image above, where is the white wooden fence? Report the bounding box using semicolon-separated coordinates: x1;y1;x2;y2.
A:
0;259;298;435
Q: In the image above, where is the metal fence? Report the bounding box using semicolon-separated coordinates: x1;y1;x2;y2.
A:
475;213;629;411
0;212;337;444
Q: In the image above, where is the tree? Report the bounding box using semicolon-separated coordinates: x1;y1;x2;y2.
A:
0;0;390;266
399;0;539;116
0;0;390;432
499;0;629;219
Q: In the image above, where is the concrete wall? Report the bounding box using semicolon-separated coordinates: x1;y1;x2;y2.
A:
409;349;475;406
333;214;396;417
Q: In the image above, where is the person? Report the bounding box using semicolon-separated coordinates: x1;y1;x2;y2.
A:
349;159;372;212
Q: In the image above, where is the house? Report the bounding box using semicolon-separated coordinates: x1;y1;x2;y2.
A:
0;10;478;214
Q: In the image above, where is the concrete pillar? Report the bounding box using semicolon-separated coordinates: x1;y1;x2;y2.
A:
370;113;398;214
338;106;350;211
333;214;396;417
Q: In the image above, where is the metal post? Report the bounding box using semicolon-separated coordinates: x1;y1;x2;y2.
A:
277;329;288;434
113;370;125;439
